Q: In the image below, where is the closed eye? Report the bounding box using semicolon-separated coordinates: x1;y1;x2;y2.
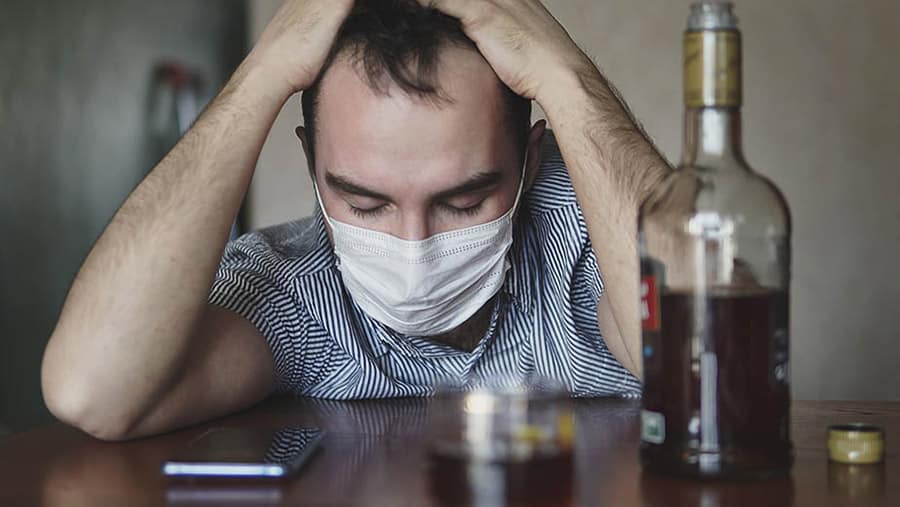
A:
349;204;388;218
438;201;484;217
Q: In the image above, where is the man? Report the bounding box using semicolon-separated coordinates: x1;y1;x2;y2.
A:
41;0;668;441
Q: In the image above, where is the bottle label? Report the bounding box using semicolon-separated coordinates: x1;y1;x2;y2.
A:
770;291;791;388
641;410;666;444
684;30;742;107
640;275;660;332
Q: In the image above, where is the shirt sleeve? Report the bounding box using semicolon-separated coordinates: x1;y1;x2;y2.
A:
208;233;309;390
568;206;607;337
573;235;604;307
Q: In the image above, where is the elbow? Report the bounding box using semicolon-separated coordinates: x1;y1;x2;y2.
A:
41;345;137;442
42;377;136;442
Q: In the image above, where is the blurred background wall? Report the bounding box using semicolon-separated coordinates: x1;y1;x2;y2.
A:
247;0;900;403
0;0;246;433
1;0;897;434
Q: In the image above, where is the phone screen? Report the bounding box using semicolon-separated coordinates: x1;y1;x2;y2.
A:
162;427;323;479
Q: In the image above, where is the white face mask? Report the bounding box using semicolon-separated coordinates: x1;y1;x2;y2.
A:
315;170;525;337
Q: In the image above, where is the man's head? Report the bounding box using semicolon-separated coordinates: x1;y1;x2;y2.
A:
298;0;545;240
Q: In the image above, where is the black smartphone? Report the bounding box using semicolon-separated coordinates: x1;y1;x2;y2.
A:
162;427;323;479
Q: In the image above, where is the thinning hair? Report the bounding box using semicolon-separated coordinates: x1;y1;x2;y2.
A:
300;0;532;166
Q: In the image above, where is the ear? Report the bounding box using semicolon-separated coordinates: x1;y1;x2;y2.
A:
524;120;546;192
295;126;315;180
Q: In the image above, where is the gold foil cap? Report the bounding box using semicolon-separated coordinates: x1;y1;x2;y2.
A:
828;424;885;464
683;30;742;108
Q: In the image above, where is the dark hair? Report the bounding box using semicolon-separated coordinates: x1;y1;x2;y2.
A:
300;0;532;167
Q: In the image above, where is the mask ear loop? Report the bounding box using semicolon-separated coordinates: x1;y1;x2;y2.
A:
313;179;335;224
509;156;528;217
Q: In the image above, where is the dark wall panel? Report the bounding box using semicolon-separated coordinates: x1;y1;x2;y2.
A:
0;0;247;432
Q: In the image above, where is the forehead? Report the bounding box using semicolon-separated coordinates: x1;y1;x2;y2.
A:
312;46;513;169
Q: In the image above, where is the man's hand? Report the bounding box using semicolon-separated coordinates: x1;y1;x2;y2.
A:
246;0;355;96
419;0;593;103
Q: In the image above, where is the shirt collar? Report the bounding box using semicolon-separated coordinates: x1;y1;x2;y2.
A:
312;205;332;251
500;211;535;315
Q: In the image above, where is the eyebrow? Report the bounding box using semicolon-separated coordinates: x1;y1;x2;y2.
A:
431;171;503;201
324;170;504;202
325;172;391;201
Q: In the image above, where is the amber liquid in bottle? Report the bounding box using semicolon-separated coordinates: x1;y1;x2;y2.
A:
638;2;793;479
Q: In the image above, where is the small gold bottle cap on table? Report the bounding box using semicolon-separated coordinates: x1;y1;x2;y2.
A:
828;423;885;464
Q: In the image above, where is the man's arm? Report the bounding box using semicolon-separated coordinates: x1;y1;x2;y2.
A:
539;69;670;379
422;0;670;379
41;0;354;441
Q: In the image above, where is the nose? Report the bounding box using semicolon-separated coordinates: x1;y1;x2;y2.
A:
398;212;431;241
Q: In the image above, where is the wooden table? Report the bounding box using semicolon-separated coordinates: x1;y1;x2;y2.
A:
0;397;896;506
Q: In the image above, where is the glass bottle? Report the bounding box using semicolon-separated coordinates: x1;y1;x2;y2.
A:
638;1;793;479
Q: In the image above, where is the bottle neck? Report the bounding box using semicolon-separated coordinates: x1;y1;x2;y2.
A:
681;25;744;169
681;107;746;169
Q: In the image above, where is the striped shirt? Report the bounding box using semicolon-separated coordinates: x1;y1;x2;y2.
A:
209;134;642;399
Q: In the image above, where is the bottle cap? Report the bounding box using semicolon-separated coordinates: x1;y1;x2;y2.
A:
687;2;738;31
828;424;885;464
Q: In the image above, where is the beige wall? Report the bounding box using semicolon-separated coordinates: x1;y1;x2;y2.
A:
247;0;900;401
248;1;315;226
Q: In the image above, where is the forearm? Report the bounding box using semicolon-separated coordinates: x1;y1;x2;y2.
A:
540;65;670;379
42;61;289;431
